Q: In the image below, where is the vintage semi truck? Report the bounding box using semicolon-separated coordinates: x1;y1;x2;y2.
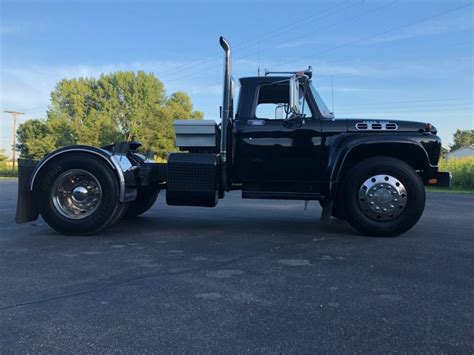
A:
16;37;451;237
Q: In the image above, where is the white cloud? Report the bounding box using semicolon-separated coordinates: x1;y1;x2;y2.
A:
0;24;24;35
0;59;225;155
0;59;221;114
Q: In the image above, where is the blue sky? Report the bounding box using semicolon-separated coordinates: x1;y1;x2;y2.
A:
1;0;473;157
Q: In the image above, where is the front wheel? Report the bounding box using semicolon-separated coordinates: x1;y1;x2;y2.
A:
341;156;425;237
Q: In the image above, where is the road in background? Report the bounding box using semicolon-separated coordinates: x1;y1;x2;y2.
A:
0;180;473;353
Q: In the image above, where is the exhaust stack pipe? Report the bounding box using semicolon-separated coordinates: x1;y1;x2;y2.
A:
219;36;231;191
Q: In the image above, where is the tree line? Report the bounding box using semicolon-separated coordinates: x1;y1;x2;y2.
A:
16;71;203;160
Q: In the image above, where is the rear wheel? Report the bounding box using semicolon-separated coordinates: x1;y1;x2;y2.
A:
341;156;425;237
124;187;159;218
35;153;123;235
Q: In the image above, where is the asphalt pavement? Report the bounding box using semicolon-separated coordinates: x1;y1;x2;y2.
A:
0;179;473;353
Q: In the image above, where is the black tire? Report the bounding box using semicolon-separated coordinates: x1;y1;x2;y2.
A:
107;201;130;226
35;153;122;235
124;187;159;218
331;196;346;220
341;156;425;237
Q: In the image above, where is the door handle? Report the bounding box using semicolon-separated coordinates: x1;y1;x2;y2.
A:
283;119;304;129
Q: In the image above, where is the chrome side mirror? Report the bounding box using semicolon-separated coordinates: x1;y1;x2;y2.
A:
275;104;286;119
289;75;301;115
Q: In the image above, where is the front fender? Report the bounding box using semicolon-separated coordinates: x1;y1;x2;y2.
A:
327;135;432;196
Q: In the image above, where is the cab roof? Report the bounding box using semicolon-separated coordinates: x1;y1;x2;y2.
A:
239;76;291;86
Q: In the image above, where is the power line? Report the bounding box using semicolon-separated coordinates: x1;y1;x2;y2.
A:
233;0;363;53
271;2;474;70
332;97;473;107
231;0;356;51
337;107;473;114
260;0;398;57
165;0;395;84
158;0;361;81
338;105;473;114
338;99;473;110
233;0;387;64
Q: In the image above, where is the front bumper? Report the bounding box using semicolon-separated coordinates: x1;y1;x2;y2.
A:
427;171;452;188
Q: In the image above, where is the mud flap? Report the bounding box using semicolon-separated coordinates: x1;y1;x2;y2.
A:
15;159;40;224
320;198;333;224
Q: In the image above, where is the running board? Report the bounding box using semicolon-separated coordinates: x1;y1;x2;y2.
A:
242;191;323;200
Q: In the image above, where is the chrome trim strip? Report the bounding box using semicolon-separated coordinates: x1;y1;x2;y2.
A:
109;154;130;202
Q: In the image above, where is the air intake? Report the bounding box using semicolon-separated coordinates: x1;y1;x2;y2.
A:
356;121;399;131
355;123;368;130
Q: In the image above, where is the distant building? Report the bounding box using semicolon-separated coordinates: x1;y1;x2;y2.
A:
446;146;474;160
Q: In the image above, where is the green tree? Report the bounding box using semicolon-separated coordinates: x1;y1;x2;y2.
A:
440;146;449;159
450;129;474;151
0;149;8;168
16;119;55;159
16;71;203;159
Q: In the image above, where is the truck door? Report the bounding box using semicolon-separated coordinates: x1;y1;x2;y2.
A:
233;82;323;184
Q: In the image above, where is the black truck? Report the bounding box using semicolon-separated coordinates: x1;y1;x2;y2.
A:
15;37;451;237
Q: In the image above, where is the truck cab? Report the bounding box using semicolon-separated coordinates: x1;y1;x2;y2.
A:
15;36;451;237
234;74;327;197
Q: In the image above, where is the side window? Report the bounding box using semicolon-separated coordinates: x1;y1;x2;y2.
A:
299;96;311;118
255;83;312;119
256;103;287;119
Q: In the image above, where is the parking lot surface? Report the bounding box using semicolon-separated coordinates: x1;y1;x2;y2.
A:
0;179;473;353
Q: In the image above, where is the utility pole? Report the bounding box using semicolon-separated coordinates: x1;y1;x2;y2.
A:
4;110;25;174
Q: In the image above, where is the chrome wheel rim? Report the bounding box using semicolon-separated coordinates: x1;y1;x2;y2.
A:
51;169;102;219
358;174;407;221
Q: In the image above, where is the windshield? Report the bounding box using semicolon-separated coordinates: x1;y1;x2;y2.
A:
310;83;334;119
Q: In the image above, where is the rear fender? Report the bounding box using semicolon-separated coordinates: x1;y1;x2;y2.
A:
16;145;139;224
29;145;137;203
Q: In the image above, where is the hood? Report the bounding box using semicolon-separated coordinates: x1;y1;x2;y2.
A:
344;119;436;134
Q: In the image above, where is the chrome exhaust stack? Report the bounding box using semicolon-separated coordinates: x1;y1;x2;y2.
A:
219;36;231;191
